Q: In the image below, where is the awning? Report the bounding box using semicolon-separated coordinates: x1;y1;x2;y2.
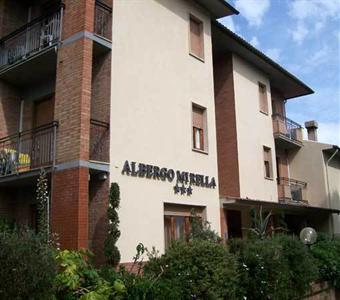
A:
195;0;239;19
222;197;340;214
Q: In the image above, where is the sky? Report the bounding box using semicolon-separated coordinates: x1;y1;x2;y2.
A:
219;0;340;146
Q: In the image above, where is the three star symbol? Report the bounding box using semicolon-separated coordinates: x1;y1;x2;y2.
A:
173;184;193;196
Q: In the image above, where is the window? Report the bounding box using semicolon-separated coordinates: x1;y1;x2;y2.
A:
258;82;268;114
263;146;273;179
189;15;204;60
192;104;207;152
164;215;190;249
164;204;204;249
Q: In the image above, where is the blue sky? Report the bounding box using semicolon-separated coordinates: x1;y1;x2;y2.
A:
219;0;340;145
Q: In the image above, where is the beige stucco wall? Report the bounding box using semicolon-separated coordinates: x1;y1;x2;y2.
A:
288;141;329;207
110;0;220;262
289;140;340;234
324;151;340;235
232;54;278;202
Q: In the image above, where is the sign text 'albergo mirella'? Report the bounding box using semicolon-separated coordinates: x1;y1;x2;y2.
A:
121;160;216;196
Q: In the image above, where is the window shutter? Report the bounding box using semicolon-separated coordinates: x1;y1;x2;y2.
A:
190;16;203;58
192;106;204;129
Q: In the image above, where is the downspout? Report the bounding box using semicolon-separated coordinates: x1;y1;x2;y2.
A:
325;146;339;236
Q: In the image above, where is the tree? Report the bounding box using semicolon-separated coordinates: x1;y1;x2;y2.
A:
104;183;121;267
36;168;49;240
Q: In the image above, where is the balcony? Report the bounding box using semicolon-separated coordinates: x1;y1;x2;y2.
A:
0;122;58;182
0;5;63;85
93;1;112;55
272;114;303;149
277;177;307;203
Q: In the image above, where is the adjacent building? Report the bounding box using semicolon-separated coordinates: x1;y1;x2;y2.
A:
0;0;338;265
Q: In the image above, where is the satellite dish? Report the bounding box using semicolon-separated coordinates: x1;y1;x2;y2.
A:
299;227;317;245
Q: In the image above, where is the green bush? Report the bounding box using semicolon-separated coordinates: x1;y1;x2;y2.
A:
0;230;57;299
55;249;126;300
311;235;340;288
144;239;239;299
189;210;222;243
274;234;318;296
229;234;317;300
104;182;121;267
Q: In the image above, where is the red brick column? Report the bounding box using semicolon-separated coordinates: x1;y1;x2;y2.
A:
51;0;95;250
52;167;89;249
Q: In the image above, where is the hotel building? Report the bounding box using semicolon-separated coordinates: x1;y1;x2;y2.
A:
0;0;339;265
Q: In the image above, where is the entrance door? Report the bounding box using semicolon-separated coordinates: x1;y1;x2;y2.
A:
226;210;243;239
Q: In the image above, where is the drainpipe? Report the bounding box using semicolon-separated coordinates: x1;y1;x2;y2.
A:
325;146;339;236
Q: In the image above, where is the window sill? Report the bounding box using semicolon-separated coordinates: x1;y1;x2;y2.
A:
260;110;269;116
189;52;205;63
264;176;274;181
192;148;208;155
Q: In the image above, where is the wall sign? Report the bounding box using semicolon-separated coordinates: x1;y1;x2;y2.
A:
121;160;216;196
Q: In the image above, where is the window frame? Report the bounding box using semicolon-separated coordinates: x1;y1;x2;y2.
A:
258;82;268;115
263;146;273;180
164;204;205;249
189;14;204;62
192;103;208;154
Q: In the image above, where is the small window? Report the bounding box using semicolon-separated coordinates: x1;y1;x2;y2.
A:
164;204;204;249
263;146;273;179
189;15;204;60
164;215;190;249
259;82;268;114
192;104;207;152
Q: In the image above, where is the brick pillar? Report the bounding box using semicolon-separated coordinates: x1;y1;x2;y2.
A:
51;0;95;250
220;207;227;242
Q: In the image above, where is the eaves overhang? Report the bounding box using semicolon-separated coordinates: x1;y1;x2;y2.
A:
195;0;239;19
221;197;340;214
323;145;340;159
212;21;314;100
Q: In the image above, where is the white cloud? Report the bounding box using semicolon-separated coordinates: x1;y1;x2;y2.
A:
265;48;281;61
234;0;270;27
291;23;308;44
313;122;340;146
289;0;340;21
309;45;330;65
289;0;340;44
250;36;260;47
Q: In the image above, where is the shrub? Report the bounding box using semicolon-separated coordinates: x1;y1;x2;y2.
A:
0;230;57;299
189;209;222;243
0;216;14;233
274;234;318;296
55;249;126;300
104;182;121;267
311;235;340;288
144;239;239;299
36;168;49;239
229;234;318;300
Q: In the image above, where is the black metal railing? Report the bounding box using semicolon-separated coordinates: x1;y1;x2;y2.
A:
0;6;63;71
272;114;302;141
278;177;307;202
0;122;58;177
94;1;112;40
90;118;109;162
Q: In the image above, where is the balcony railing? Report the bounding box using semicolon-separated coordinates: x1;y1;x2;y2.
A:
277;177;307;203
0;122;58;177
94;1;112;40
0;6;63;71
272;114;303;143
